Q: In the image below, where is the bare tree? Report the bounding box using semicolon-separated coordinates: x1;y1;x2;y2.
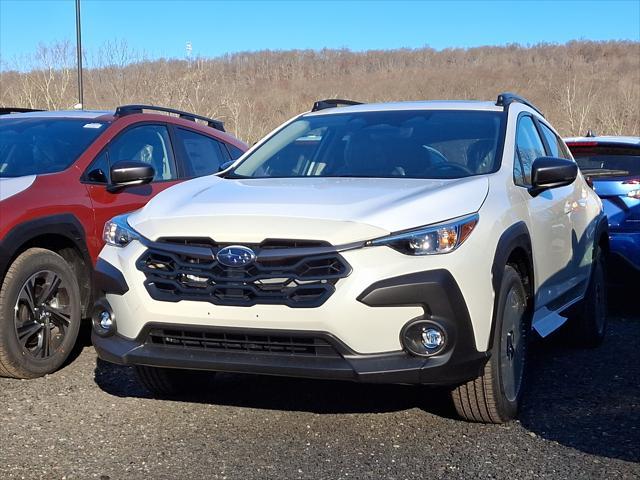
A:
1;40;638;143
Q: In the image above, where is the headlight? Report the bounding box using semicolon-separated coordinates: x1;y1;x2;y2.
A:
367;213;479;255
102;214;142;247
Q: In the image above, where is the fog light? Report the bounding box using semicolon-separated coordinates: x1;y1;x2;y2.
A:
92;299;116;337
99;310;113;330
401;320;447;356
422;327;445;350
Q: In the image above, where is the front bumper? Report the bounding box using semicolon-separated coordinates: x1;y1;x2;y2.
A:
96;232;497;355
93;264;489;385
92;329;487;385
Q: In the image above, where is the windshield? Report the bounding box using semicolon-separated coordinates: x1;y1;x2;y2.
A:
0;118;107;177
232;110;505;179
571;145;640;178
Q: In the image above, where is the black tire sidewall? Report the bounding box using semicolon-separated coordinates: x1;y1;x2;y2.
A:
582;246;607;345
0;249;81;377
490;266;528;420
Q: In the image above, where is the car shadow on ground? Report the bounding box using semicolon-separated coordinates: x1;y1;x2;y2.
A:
94;356;456;417
93;279;639;463
61;319;94;369
519;284;639;463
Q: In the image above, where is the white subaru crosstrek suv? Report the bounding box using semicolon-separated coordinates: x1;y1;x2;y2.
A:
92;94;608;423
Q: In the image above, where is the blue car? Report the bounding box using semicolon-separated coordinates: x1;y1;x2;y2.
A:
566;135;640;271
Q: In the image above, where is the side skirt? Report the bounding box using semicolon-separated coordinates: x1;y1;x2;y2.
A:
532;280;586;337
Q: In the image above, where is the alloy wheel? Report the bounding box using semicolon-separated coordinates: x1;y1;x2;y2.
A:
500;285;526;402
13;270;72;359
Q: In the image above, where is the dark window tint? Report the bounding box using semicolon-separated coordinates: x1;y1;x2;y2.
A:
86;151;110;183
571;145;640;178
233;110;504;179
514;116;546;186
0;118;106;177
175;128;227;177
540;123;571;159
227;144;245;160
109;125;177;181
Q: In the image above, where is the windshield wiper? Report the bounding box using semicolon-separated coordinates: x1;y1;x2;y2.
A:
218;170;249;179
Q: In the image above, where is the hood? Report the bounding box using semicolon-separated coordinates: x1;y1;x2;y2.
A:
129;176;489;244
0;175;37;202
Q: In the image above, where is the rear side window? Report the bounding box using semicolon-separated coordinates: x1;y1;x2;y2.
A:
109;125;177;181
175;128;228;176
514;116;546;186
0;118;106;177
539;123;571;159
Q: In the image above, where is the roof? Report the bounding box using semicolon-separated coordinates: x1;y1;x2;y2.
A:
0;110;113;120
564;135;640;146
305;100;504;116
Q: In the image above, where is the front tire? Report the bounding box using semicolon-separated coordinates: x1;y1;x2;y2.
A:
0;248;81;379
451;265;529;423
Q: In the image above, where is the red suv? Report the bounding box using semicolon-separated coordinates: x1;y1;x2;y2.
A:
0;105;247;378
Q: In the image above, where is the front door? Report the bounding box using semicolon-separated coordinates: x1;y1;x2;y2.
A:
513;114;574;308
84;124;181;260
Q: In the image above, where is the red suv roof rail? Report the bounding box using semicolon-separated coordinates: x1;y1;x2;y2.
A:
0;107;45;115
114;104;225;131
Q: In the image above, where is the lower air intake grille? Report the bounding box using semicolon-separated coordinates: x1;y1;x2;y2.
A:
146;328;341;358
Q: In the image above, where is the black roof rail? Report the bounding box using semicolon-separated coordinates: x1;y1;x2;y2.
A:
114;104;224;131
311;99;363;112
0;107;45;115
495;92;544;117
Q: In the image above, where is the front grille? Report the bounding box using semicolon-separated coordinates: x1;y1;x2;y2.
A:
146;327;341;357
136;238;351;307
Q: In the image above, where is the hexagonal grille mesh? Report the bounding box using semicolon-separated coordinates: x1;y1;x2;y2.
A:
136;238;351;307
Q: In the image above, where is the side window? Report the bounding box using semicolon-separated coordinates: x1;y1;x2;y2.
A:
175;128;227;177
85;151;110;183
226;143;245;160
109;125;177;181
514;116;546;186
539;123;571;159
559;141;572;160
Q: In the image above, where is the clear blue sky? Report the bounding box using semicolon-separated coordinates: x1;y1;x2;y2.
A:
1;0;639;67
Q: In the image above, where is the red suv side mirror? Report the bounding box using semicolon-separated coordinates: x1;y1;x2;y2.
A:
107;161;155;192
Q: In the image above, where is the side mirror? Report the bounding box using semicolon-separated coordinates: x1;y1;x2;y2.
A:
107;161;155;192
529;157;577;196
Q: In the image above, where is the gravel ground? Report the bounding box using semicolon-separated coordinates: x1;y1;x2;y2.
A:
1;294;638;480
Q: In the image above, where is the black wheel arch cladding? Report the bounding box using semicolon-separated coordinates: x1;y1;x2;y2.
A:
0;214;94;315
489;221;534;350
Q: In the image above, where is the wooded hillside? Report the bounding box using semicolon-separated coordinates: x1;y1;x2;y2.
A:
1;40;638;143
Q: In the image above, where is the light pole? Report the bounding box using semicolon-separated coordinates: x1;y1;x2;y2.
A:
75;0;83;109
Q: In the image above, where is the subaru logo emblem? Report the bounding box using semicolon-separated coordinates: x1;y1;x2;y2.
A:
216;245;256;267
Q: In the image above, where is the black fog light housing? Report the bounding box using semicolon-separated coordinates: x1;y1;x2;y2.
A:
401;319;447;356
91;298;117;337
